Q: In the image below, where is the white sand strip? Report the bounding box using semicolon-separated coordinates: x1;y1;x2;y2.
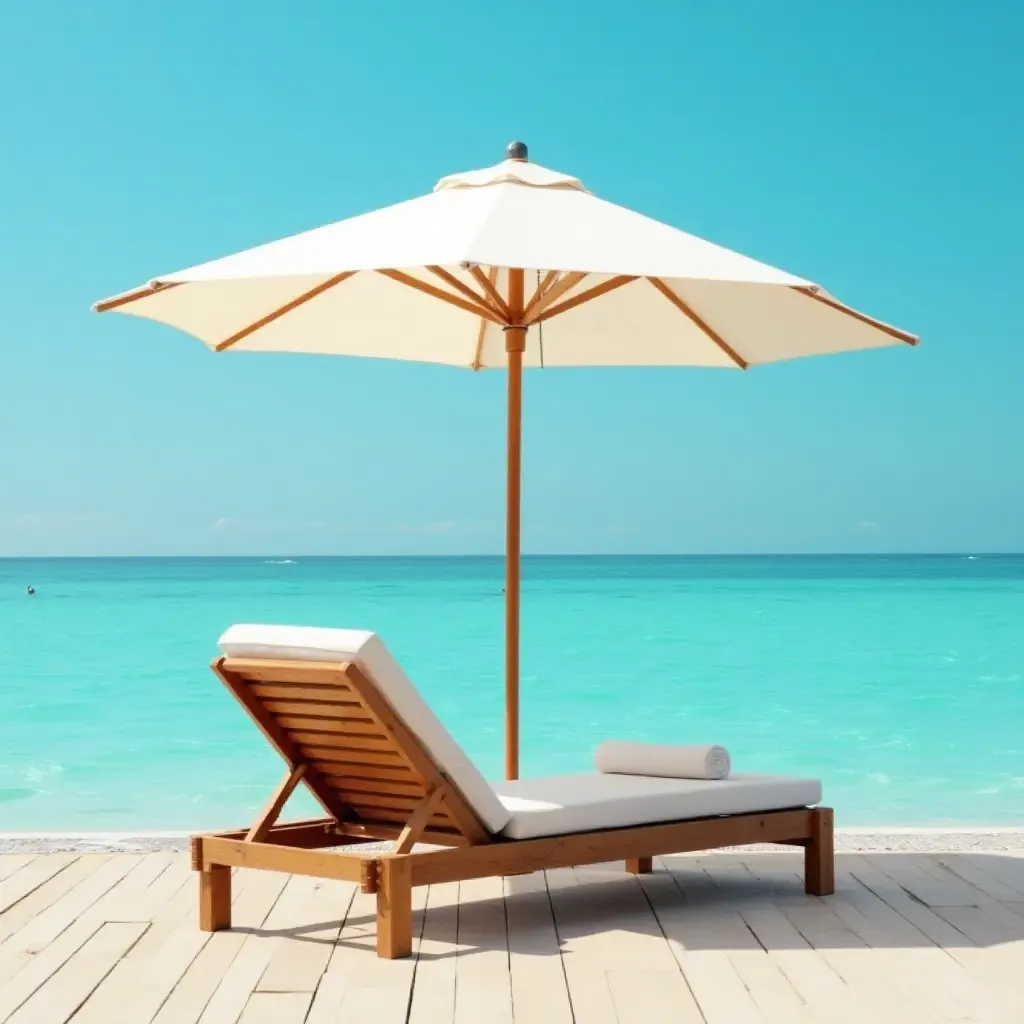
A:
1;827;1022;854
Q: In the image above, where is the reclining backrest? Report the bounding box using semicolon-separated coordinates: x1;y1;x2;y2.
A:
217;623;511;838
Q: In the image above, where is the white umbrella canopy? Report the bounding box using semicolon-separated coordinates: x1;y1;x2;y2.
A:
95;142;918;779
96;145;915;369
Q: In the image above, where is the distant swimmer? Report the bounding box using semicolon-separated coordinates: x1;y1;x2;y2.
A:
26;586;35;595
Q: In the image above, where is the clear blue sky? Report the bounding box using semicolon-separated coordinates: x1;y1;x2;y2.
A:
1;1;1021;556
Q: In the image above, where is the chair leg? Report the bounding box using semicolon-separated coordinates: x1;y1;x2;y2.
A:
805;807;835;895
199;865;232;931
626;856;653;874
377;856;413;959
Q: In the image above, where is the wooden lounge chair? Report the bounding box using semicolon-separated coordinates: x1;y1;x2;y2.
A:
191;625;834;959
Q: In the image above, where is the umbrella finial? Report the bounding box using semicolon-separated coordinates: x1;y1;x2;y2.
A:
506;140;528;162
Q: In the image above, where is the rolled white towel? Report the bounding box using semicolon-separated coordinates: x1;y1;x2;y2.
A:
595;741;732;781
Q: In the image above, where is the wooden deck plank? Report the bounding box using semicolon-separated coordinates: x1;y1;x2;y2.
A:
237;991;312;1022
575;863;702;1022
0;851;1021;1023
68;859;226;1023
0;855;137;988
406;881;459;1024
775;897;961;1023
454;875;513;1024
256;877;355;992
141;856;193;904
545;865;674;1023
150;869;291;1024
657;857;806;1023
0;854;78;917
876;854;986;909
904;853;1024;925
5;855;137;948
698;858;820;1024
936;854;1024;903
823;862;1015;1024
0;858;35;884
307;975;414;1023
3;860;192;1024
742;856;903;1014
684;858;876;1024
308;884;426;1022
967;852;1024;896
80;853;178;923
0;919;103;1022
569;864;680;970
967;853;1024;897
862;854;1024;950
198;874;321;1024
6;922;147;1024
503;871;574;1024
652;866;765;1016
0;857;105;952
844;856;977;949
71;908;218;1021
842;854;1024;1014
606;968;709;1024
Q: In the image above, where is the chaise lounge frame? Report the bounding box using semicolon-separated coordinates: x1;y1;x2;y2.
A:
191;656;835;958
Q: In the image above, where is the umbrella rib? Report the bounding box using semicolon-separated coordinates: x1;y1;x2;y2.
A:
523;271;588;322
529;275;637;324
427;266;508;320
93;281;180;313
522;270;559;320
648;278;749;369
378;269;506;324
466;265;512;320
471;266;499;370
214;272;357;352
792;286;919;345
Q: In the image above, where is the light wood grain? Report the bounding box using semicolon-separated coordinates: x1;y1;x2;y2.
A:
311;884;426;1022
197;873;321;1023
7;921;147;1024
0;857;35;884
53;857;204;1024
504;871;574;1023
257;878;354;993
406;881;460;1024
0;855;137;960
238;991;313;1022
246;764;307;843
454;875;513;1024
150;869;289;1023
0;853;78;916
0;918;103;1021
13;849;1024;1024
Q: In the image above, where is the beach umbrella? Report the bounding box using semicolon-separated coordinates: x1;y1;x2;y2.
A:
94;141;918;779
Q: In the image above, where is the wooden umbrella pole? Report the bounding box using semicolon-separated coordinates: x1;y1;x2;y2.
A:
505;266;526;780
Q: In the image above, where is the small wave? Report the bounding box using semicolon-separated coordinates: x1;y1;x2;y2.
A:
4;762;64;783
263;559;297;565
964;555;979;560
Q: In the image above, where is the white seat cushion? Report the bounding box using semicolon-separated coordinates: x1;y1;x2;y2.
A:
218;623;511;835
493;772;822;840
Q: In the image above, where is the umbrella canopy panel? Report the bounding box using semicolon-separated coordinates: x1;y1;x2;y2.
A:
95;156;916;369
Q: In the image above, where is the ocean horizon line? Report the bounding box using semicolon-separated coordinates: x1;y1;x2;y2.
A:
2;551;1022;562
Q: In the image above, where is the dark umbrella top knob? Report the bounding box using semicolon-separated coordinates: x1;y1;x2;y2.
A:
506;141;528;161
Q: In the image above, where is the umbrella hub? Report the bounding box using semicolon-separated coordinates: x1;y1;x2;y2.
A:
433;149;587;193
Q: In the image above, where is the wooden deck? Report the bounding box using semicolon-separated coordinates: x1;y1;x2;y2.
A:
1;849;1023;1023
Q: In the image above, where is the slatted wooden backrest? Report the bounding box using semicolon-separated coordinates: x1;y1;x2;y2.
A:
213;656;491;846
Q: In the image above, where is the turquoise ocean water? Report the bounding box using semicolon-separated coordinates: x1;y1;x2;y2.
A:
1;555;1022;831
